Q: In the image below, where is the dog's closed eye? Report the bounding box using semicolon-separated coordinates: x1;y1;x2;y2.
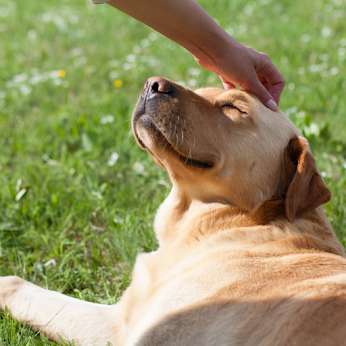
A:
220;102;246;114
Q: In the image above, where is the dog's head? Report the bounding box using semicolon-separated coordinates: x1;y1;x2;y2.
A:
132;77;330;222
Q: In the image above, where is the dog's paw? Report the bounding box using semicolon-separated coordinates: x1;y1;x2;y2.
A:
0;276;27;310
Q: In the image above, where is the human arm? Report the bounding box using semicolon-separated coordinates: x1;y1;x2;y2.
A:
105;0;285;109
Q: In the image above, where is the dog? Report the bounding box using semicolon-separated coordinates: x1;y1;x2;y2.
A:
1;77;346;346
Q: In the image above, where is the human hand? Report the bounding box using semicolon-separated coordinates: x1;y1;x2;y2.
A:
194;37;285;110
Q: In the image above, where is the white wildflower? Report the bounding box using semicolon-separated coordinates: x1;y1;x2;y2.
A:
101;115;115;124
296;111;306;118
141;39;150;47
287;83;295;90
281;14;289;22
244;5;253;14
321;27;332;37
338;48;346;57
225;27;235;36
71;47;83;56
188;79;197;87
297;67;305;75
27;29;36;39
188;68;201;76
113;217;124;225
333;9;345;19
19;84;32;96
86;66;96;74
53;79;62;86
284;106;297;117
74;56;87;67
237;24;247;33
133;45;141;54
126;54;136;63
13;73;28;83
330;67;339;75
301;34;311;42
109;71;119;79
122;63;132;71
148;32;158;41
133;162;145;174
108;152;119;166
48;70;60;79
309;64;323;72
319;53;329;61
69;15;79;24
148;57;158;66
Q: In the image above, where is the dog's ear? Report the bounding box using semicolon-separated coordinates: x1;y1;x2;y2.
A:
282;136;331;222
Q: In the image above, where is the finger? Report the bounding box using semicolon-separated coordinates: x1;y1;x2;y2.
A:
267;80;285;105
245;79;278;111
256;58;285;105
219;75;236;90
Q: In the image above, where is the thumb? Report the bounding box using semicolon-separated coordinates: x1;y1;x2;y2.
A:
246;80;278;111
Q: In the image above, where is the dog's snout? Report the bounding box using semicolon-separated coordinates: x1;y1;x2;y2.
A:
144;77;173;96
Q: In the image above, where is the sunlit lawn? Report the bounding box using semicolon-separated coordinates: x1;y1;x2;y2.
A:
0;0;345;344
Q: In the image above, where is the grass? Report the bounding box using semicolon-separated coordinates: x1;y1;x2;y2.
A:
0;0;345;344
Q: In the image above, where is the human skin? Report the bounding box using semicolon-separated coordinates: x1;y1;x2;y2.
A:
107;0;285;110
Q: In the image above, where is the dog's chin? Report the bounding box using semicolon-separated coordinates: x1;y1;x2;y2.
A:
134;114;167;150
134;114;213;169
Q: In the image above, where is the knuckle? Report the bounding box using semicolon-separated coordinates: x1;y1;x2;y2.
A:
262;54;272;64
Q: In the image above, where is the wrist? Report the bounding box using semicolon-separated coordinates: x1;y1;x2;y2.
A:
187;27;241;67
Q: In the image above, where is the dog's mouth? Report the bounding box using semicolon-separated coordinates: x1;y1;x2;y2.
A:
133;114;213;169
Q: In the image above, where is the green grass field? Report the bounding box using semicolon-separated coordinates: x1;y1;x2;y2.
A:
0;0;345;344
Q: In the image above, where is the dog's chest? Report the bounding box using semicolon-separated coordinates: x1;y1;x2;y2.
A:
122;249;253;344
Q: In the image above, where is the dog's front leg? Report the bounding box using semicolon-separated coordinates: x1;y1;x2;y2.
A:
0;276;124;346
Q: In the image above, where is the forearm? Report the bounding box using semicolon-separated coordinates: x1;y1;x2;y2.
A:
96;0;285;107
107;0;233;61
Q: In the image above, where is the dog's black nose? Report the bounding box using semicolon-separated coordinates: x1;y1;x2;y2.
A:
144;77;173;95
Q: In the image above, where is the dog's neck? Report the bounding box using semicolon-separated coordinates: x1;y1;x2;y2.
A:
154;187;345;258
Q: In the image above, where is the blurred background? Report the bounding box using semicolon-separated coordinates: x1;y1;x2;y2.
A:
0;0;345;343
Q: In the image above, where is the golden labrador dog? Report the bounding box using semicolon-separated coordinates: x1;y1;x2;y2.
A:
1;77;346;346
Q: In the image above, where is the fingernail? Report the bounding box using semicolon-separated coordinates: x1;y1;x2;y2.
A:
266;99;277;111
